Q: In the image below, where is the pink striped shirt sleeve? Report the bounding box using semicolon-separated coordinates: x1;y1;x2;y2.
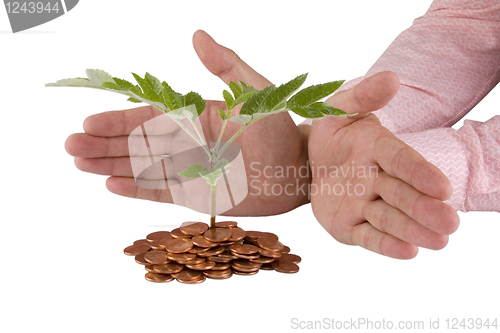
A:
306;0;500;211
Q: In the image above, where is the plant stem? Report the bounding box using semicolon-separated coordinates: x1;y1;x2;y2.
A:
216;124;247;159
210;185;216;229
214;118;228;152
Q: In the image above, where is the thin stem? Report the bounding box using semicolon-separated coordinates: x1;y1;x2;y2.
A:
210;185;216;229
214;118;228;152
216;124;247;159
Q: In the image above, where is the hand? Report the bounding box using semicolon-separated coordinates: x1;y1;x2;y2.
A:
307;71;460;259
65;30;310;216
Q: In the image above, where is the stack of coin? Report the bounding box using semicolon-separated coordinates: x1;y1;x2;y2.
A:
123;221;301;284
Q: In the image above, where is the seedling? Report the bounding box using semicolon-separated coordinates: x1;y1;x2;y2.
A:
47;69;347;228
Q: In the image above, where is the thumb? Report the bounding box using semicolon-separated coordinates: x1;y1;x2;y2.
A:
192;30;272;90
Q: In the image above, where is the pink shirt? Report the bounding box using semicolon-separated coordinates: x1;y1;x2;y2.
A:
307;0;500;212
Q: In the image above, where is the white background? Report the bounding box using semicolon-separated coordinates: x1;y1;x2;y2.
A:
1;1;498;332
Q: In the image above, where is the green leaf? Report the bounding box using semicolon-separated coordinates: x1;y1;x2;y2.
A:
161;81;183;111
218;109;228;120
102;82;120;90
229;81;242;99
223;90;235;110
45;78;97;88
213;158;230;171
232;90;258;109
287;80;344;108
204;169;224;186
263;73;308;112
178;164;210;178
113;77;134;90
239;86;275;115
307;101;348;116
127;97;143;103
289;106;324;118
132;73;161;102
86;69;115;86
129;85;146;99
240;81;258;94
145;72;163;96
184;91;206;117
229;114;252;126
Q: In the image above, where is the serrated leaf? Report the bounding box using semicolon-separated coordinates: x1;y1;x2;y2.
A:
162;81;183;112
287;80;344;108
263;73;308;112
45;78;98;88
240;81;258;94
229;114;252;126
239;86;275;115
232;90;258;109
184;91;206;117
86;69;115;87
290;107;324;118
307;101;348;116
113;77;134;90
223;90;235;110
127;97;143;103
228;81;242;99
145;72;163;96
178;164;210;178
129;85;146;99
132;73;161;102
102;82;121;90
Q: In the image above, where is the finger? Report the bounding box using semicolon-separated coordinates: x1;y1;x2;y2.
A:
106;177;173;203
375;172;460;235
75;157;133;177
83;105;162;137
193;30;272;89
350;221;418;259
374;135;453;201
363;199;449;250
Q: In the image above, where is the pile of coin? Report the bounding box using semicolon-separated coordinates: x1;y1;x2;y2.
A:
123;221;301;284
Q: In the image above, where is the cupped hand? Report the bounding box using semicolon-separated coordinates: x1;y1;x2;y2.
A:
307;71;460;259
65;30;310;216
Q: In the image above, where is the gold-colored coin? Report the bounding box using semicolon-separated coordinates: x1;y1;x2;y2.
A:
171;228;192;239
144;251;170;265
146;231;172;242
153;262;184;274
258;248;282;258
191;235;219;248
180;222;209;236
229;244;259;255
124;243;151;256
280;253;301;263
197;246;225;257
203;269;233;279
255;238;284;252
145;272;174;283
272;259;300;273
134;253;148;265
186;260;216;271
203;228;232;243
215;221;238;228
164;238;193;253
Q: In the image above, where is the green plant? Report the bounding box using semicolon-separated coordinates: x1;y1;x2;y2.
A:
47;69;347;228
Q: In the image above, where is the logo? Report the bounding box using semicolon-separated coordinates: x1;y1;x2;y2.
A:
3;0;78;33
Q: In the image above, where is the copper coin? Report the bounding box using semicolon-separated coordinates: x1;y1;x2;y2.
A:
197;246;225;257
255;237;284;251
203;228;232;243
158;235;175;248
171;228;191;239
172;268;201;281
209;255;232;263
153;262;184;274
227;227;246;242
219;241;237;247
135;253;149;265
180;222;209;236
167;253;196;262
204;269;233;279
260;263;274;270
192;235;219;248
177;274;206;284
178;256;205;265
280;253;301;263
250;256;274;264
134;239;151;246
188;246;211;254
232;264;261;273
272;259;299;273
145;272;174;282
230;244;259;255
215;221;238;228
231;252;260;260
144;251;170;265
218;252;238;260
211;262;230;270
245;230;278;242
232;259;261;271
146;231;171;242
149;240;164;250
124;243;151;256
281;245;291;254
233;270;258;276
145;264;156;273
164;238;193;253
186;260;216;271
258;248;282;258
